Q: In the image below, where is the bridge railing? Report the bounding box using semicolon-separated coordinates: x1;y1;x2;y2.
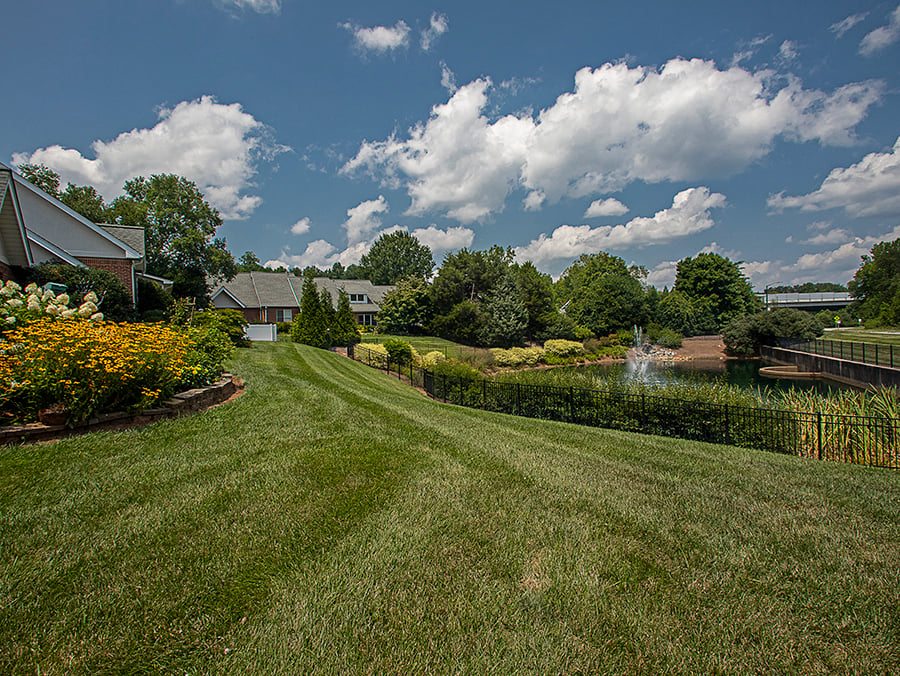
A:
777;337;897;369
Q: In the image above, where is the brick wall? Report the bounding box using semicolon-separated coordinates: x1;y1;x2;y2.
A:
0;261;12;283
76;257;135;302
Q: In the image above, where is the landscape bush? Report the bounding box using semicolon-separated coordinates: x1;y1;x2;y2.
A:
490;346;545;367
382;338;414;365
419;350;446;368
543;339;584;358
192;308;250;347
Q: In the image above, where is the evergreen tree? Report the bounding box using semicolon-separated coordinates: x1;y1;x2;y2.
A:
479;272;528;347
331;289;361;346
320;287;336;346
291;274;328;347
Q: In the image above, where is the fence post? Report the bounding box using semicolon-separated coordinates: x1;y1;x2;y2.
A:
569;386;574;423
482;378;487;409
724;405;730;445
443;374;447;403
641;393;646;431
516;383;521;416
817;412;823;460
892;344;894;368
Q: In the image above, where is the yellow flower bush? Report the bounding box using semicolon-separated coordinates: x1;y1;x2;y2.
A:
0;317;229;426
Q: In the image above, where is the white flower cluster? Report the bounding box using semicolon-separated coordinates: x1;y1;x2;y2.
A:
0;281;103;325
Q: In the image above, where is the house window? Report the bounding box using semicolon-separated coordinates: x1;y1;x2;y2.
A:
276;309;293;322
356;314;376;326
349;294;367;303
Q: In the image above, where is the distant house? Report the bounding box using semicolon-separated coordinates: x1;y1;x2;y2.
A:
209;271;393;325
0;162;149;303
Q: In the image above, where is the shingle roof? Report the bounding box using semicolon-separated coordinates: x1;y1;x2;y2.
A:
210;272;393;312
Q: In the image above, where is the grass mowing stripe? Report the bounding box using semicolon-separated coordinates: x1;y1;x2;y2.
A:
1;342;899;673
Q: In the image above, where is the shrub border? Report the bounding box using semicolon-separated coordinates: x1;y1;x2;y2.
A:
0;374;243;446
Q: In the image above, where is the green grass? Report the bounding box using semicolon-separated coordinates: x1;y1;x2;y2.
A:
825;328;900;345
2;342;899;673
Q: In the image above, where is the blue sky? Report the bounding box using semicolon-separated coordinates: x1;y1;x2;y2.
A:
4;0;900;288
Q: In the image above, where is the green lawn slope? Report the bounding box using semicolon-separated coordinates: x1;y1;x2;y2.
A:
1;342;898;673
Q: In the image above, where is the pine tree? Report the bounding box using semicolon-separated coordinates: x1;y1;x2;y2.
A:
291;274;328;347
479;272;528;347
331;289;361;346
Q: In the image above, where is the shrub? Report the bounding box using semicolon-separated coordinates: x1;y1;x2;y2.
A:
382;338;414;365
490;346;546;367
27;263;134;322
543;339;584;358
0;281;102;331
192;309;250;347
420;350;446;369
356;342;388;368
655;328;683;349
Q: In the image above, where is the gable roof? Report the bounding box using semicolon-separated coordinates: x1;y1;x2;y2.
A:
0;169;32;268
0;162;142;263
210;272;393;312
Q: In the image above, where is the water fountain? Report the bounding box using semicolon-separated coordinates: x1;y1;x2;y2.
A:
627;325;651;380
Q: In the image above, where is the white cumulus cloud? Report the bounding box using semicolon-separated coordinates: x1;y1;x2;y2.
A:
421;13;449;51
12;95;287;220
343;196;389;244
767;137;900;218
290;217;311;235
742;226;900;287
342;20;410;54
343;58;882;224
516;187;726;267
860;4;900;55
410;225;474;254
584;197;629;218
343;78;532;223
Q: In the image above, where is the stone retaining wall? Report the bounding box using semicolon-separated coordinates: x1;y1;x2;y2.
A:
0;374;242;446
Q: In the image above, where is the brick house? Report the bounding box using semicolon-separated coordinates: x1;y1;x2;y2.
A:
210;271;393;325
0;162;147;302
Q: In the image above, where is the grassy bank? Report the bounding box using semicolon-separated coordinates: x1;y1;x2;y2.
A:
2;342;899;673
825;328;900;345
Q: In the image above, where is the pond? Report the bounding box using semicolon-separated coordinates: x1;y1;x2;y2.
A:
562;358;857;396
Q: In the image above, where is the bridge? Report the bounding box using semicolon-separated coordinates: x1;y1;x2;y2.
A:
756;292;853;311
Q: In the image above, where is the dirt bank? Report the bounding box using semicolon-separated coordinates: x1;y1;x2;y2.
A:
675;335;728;360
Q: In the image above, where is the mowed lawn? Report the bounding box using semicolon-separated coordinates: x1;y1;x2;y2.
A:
1;343;899;674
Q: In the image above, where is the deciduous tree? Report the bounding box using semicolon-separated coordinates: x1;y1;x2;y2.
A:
849;237;900;325
107;174;236;300
359;231;434;285
674;253;759;331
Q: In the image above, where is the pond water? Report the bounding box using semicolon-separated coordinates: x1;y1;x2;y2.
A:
563;359;856;396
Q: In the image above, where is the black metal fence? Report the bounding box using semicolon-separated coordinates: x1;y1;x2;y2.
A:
778;337;898;369
350;344;899;469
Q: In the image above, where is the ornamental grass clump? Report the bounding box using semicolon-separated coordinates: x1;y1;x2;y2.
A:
0;318;229;425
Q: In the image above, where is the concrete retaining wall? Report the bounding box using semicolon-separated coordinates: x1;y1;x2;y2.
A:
761;346;900;389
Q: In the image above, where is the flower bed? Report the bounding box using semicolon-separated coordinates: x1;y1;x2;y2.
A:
0;316;231;427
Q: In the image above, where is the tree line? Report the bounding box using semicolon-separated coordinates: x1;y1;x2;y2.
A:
18;163;900;349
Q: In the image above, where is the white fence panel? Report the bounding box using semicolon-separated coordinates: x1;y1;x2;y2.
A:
245;324;278;342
